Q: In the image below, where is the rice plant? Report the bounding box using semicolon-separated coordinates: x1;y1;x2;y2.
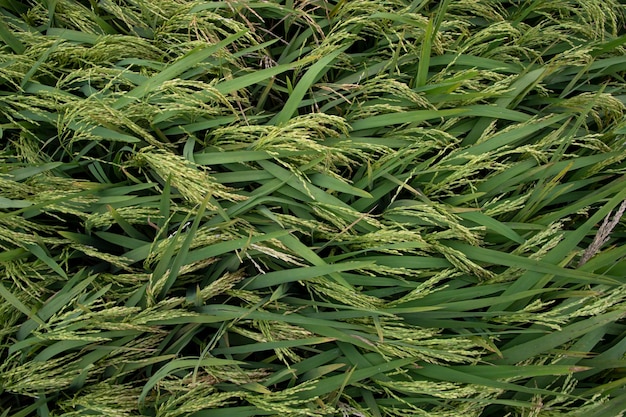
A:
1;0;625;416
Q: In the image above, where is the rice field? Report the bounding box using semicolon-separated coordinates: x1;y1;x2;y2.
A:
1;1;626;416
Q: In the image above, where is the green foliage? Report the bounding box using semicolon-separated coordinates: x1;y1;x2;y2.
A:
1;0;625;416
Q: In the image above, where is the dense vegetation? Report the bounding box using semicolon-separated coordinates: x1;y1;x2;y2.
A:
1;0;626;416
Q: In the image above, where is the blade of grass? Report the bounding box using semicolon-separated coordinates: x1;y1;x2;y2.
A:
270;46;348;125
158;194;210;299
244;261;375;290
0;14;25;53
495;310;625;364
138;358;245;404
113;31;248;110
0;283;46;326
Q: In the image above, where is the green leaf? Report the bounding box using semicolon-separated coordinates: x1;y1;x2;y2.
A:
244;261;375;290
0;196;32;208
0;15;25;53
113;31;248;110
139;358;245;404
270;46;348;125
457;211;525;244
24;243;67;280
309;173;373;198
496;310;625;365
0;283;45;326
